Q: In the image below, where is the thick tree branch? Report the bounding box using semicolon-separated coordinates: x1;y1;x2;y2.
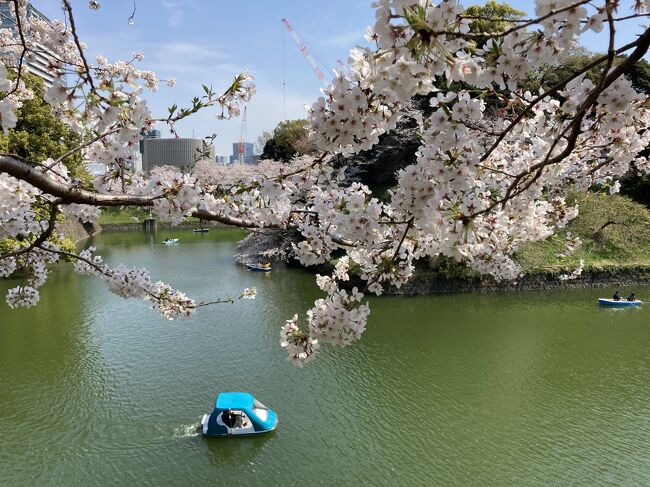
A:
0;155;356;246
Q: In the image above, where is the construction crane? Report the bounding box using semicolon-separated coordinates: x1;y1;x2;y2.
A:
238;106;247;164
281;18;327;86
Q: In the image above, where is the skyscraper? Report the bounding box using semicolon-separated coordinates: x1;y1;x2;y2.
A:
139;129;161;154
142;138;215;172
0;2;58;88
231;142;255;164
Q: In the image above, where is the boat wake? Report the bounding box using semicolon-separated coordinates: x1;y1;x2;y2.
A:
171;423;202;439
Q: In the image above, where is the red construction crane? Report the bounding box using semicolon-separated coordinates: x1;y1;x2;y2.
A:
281;18;327;85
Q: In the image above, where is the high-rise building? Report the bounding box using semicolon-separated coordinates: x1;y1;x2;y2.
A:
231;142;255;164
139;129;161;154
142;138;215;172
0;2;58;88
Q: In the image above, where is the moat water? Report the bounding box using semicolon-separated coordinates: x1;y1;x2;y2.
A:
1;230;649;486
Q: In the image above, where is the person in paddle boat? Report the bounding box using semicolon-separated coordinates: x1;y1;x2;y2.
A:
222;409;235;428
627;292;637;302
202;392;277;436
613;291;621;301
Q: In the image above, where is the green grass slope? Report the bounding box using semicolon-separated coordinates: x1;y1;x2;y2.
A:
516;193;650;274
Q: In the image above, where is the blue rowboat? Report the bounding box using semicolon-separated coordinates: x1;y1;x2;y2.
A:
598;298;642;307
193;228;209;233
201;392;278;437
246;263;272;272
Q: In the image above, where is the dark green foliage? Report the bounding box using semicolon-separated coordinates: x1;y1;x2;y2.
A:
464;1;526;47
520;49;650;96
0;73;88;179
261;119;315;162
260;138;282;161
620;171;650;208
0;73;91;259
624;57;650;94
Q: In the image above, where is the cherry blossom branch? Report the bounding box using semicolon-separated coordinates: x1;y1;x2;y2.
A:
480;33;647;164
403;0;592;40
51;128;121;167
6;0;27;97
61;0;98;96
474;29;650;217
0;155;356;246
0;201;60;260
0;155;153;206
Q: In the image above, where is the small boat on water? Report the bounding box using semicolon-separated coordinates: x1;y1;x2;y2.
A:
201;392;278;437
162;238;179;245
598;298;642;307
193;228;209;233
246;262;272;272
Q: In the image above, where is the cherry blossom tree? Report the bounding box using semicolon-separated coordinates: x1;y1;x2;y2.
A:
1;0;649;366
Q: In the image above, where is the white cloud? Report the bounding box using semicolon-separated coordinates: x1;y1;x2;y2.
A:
156;42;229;60
145;42;237;78
161;0;199;28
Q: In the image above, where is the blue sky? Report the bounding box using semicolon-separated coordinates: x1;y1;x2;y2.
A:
33;1;645;157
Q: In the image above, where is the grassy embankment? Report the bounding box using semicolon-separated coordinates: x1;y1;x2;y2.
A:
412;192;650;281
98;207;151;225
516;193;650;275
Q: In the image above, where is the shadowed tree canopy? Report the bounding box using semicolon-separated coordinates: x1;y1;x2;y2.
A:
520;47;650;95
517;50;650;207
261;119;315;162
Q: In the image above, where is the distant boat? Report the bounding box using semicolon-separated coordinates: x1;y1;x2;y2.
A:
162;238;179;245
598;298;642;307
193;228;209;233
246;262;272;272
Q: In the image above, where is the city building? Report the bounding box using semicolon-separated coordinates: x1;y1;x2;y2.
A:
142;138;215;172
230;142;255;164
139;129;161;154
216;155;229;164
0;2;58;88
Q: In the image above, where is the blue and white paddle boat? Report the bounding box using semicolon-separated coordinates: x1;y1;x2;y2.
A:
598;298;642;307
162;238;179;245
201;392;278;437
246;262;272;272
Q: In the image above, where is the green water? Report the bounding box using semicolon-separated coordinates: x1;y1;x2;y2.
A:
1;230;650;486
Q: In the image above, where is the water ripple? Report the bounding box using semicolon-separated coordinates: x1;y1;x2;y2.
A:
1;231;650;485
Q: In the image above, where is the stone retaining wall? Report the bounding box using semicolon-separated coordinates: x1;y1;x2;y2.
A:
100;221;230;232
59;218;99;243
386;267;650;295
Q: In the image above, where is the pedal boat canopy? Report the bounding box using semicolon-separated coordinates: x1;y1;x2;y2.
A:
201;392;278;437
